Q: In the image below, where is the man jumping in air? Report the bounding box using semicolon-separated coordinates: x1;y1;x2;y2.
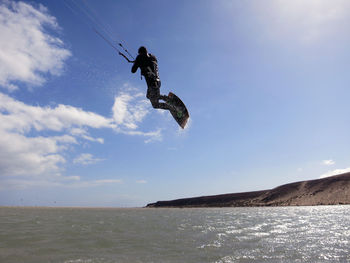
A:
119;46;189;128
131;46;178;113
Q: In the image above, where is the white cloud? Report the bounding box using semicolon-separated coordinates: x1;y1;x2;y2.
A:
136;180;147;184
0;128;68;177
73;153;104;165
0;91;161;180
112;89;150;130
320;167;350;179
71;128;104;144
0;91;113;178
112;88;163;142
255;0;350;45
0;1;71;91
0;92;115;134
0;88;162;182
322;159;335;166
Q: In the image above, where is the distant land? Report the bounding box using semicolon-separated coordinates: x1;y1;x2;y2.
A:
146;173;350;208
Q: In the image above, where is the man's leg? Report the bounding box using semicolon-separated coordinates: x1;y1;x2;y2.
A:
150;99;172;110
146;81;182;117
150;93;174;110
150;96;184;119
148;86;176;111
159;94;169;102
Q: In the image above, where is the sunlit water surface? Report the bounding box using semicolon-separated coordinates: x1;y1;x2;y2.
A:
0;206;349;262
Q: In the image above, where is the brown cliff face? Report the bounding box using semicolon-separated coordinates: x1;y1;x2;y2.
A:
146;173;350;207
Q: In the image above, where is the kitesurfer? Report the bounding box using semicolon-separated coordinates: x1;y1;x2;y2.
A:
65;0;188;127
131;46;178;113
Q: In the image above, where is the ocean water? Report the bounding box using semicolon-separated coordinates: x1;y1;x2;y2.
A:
0;206;349;263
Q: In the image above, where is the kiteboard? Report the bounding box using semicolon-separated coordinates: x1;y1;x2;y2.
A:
168;92;189;129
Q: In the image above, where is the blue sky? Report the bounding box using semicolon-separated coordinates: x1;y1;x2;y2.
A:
1;0;350;207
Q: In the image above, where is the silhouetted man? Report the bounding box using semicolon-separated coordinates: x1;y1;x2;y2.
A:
131;46;176;112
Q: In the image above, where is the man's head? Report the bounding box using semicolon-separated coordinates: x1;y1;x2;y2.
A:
138;46;148;55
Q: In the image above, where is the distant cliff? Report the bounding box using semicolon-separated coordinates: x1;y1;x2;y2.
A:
146;173;350;207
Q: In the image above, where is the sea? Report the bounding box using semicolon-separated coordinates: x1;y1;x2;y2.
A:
0;206;349;263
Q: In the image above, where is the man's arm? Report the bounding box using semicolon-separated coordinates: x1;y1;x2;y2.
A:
131;56;139;73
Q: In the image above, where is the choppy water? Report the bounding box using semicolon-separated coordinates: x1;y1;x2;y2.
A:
0;206;349;263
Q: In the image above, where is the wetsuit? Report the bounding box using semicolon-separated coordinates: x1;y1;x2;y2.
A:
131;53;174;111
